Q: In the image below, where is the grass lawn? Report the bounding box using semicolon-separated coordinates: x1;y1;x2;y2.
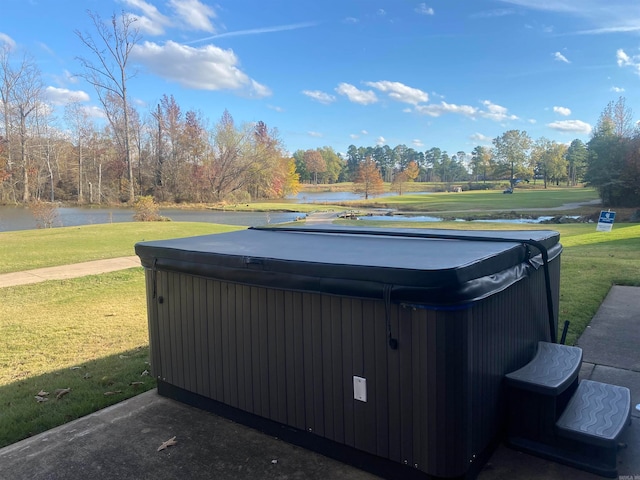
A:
0;269;150;447
0;222;244;274
349;187;601;212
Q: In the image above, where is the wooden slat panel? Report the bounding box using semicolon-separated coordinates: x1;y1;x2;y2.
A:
266;288;279;420
292;291;306;430
302;292;315;432
235;284;246;411
358;299;377;455
374;301;389;459
183;275;196;392
169;273;182;388
398;305;413;466
330;296;345;443
274;289;287;424
311;293;324;437
221;283;233;405
253;286;267;417
283;290;296;426
386;301;401;463
321;295;334;440
341;298;354;447
211;280;224;401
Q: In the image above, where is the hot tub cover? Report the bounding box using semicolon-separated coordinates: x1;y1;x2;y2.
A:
135;225;561;307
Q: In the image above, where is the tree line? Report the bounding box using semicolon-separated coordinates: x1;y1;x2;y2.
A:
0;10;637;207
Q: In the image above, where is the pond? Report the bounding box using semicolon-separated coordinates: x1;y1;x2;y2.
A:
0;206;305;233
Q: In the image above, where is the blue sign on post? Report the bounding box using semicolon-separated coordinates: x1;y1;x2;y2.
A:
596;210;616;232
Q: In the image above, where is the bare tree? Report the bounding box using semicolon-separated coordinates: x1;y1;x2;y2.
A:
1;45;43;202
64;102;94;203
75;10;140;203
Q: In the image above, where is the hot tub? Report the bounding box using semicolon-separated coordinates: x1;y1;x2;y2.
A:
135;226;561;479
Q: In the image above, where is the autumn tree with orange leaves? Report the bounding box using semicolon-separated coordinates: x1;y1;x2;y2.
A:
353;157;384;199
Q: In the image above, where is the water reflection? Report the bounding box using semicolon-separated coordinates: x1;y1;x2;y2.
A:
0;206;305;232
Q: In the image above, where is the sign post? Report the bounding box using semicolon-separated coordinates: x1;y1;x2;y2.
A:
596;210;616;232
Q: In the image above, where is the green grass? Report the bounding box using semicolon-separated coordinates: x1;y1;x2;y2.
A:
350;187;600;212
0;222;244;274
0;269;150;447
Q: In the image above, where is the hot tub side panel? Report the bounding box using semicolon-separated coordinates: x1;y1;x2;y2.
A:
144;268;477;477
466;253;561;461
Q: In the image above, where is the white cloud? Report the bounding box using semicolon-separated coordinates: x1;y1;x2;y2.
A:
553;106;571;116
335;83;378;105
308;131;323;138
350;133;359;139
479;100;518;121
529;118;537;124
547;119;592;134
415;4;435;15
132;41;270;97
267;105;284;112
84;105;107;119
611;86;625;92
616;48;640;75
302;90;336;104
470;132;492;142
122;0;172;35
554;51;570;63
361;130;369;135
376;136;386;145
364;81;429;105
377;9;387;16
343;17;359;24
0;32;16;49
415;101;478;117
412;139;424;147
414;99;517;122
44;86;90;105
169;0;216;32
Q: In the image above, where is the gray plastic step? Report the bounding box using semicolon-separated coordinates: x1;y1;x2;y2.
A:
556;379;631;448
505;341;582;395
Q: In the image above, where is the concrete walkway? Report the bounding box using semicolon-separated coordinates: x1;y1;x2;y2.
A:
0;258;638;479
0;256;140;288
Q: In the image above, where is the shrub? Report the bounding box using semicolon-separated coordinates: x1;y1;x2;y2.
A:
30;200;59;228
133;196;163;222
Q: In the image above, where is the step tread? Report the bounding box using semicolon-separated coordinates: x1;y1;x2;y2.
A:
556;379;631;447
505;341;582;395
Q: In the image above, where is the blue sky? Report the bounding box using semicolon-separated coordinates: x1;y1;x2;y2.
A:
2;0;640;156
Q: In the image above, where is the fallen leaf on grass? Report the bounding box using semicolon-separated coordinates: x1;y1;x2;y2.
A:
141;370;149;376
119;355;129;359
103;390;123;396
70;366;82;370
129;381;144;387
83;373;92;379
157;436;177;451
55;388;71;399
35;395;48;403
37;390;49;397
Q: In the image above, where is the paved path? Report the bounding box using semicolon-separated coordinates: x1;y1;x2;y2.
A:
0;256;140;288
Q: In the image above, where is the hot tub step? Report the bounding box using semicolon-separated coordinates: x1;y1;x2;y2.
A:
505;341;582;395
556;379;631;448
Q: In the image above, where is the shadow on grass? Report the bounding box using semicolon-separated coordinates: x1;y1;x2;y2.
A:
0;345;156;449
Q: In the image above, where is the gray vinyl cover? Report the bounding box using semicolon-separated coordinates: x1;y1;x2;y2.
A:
135;225;561;307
